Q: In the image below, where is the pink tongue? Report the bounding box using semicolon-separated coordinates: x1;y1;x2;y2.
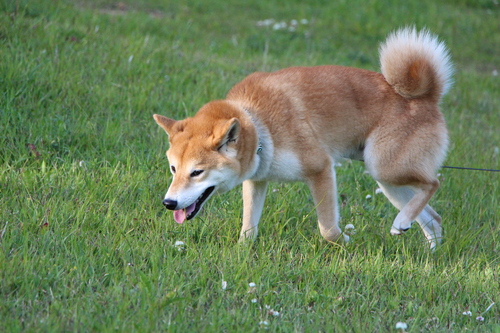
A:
173;202;197;224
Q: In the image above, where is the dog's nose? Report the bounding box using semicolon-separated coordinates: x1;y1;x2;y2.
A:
162;199;178;210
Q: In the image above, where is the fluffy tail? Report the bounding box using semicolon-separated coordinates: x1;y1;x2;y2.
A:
379;27;453;100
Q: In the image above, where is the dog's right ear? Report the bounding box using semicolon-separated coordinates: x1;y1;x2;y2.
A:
153;114;176;136
214;118;240;151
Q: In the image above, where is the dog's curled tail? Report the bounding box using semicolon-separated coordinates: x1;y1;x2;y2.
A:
379;27;453;100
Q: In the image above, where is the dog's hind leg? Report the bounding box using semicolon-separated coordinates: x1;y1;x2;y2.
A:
306;164;348;243
239;180;268;242
377;181;442;249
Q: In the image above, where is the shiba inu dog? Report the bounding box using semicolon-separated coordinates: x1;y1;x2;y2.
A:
153;27;453;249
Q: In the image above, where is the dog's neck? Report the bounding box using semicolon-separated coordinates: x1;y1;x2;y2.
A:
242;108;263;155
239;106;273;181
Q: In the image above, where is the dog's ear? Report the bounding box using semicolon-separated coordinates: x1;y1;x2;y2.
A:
215;118;240;151
153;114;177;136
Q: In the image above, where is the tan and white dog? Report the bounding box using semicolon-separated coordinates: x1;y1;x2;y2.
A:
153;28;453;249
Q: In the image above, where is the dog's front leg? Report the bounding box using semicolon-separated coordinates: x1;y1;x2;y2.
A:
239;180;268;242
306;165;348;243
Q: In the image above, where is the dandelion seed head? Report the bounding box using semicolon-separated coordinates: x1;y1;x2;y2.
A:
249;282;256;287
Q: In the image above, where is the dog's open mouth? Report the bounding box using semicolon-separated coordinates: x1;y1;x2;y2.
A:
173;186;215;224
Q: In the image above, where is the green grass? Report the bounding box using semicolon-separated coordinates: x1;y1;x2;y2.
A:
1;0;499;331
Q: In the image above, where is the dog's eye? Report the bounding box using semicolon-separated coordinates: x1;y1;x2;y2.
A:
190;170;204;177
170;165;176;174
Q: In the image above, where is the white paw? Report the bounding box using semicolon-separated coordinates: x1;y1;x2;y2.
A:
238;227;258;243
390;227;403;235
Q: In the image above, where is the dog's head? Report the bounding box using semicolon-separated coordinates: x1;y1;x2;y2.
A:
153;101;250;223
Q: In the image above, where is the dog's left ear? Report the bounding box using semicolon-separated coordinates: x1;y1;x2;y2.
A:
153;114;177;136
215;118;240;151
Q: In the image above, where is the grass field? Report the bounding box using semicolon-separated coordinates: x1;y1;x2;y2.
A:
1;0;499;331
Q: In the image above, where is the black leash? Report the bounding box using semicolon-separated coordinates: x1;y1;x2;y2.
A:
441;165;500;172
358;159;500;173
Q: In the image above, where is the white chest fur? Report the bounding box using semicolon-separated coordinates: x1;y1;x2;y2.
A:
265;149;303;181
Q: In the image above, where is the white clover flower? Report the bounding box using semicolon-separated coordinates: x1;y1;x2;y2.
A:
256;19;275;27
462;311;472;316
395;322;408;330
251;298;257;303
221;280;227;290
270;309;280;316
375;188;383;194
365;194;372;199
248;282;257;293
344;224;356;236
476;316;485;322
272;21;287;30
259;320;269;326
174;241;186;251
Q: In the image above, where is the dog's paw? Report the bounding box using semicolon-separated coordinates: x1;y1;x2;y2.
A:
390;226;410;235
238;228;258;244
343;234;350;243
